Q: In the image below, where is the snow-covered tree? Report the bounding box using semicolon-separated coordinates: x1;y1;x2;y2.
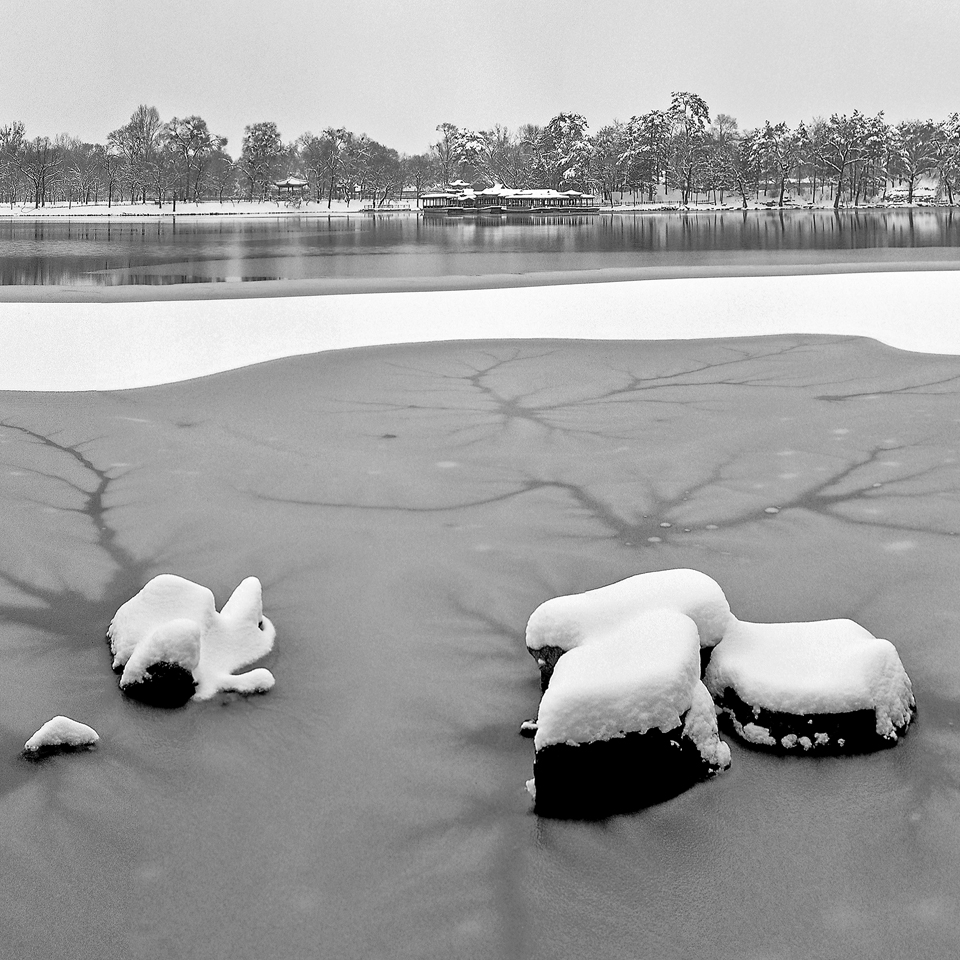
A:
238;121;284;200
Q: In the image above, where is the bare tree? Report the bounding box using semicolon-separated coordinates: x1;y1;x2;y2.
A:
164;116;227;201
108;104;163;203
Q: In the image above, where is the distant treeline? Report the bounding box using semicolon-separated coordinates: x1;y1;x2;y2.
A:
2;93;959;208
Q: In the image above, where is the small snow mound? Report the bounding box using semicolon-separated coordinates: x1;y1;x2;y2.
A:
193;578;276;700
24;716;99;754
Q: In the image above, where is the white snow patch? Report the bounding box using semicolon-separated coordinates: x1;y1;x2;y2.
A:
533;610;701;750
526;568;733;655
24;716;99;752
683;681;732;769
193;577;277;699
739;722;777;746
5;272;960;392
108;575;276;701
705;618;914;738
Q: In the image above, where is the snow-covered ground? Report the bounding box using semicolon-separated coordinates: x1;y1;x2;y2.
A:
2;271;960;391
0;199;373;219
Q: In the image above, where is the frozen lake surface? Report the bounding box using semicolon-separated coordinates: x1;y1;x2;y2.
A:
2;336;959;959
1;208;958;286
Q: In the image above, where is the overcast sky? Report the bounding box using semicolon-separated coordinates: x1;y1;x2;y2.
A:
3;0;959;154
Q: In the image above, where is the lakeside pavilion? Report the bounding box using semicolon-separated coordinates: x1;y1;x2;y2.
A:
274;176;309;199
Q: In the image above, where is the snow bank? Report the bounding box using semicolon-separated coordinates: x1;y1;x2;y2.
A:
526;568;732;687
704;618;915;749
3;272;960;391
24;716;99;753
108;575;276;703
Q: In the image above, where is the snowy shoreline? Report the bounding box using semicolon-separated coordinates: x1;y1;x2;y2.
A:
2;270;960;391
0;198;953;220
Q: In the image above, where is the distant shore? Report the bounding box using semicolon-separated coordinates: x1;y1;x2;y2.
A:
0;197;954;220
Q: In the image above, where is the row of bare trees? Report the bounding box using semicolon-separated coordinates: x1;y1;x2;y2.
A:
3;96;960;208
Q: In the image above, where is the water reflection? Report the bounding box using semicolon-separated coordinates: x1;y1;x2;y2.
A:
0;209;957;285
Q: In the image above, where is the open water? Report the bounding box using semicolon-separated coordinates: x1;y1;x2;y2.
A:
0;208;958;285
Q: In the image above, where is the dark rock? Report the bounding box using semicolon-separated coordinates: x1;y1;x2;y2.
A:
529;645;565;691
713;686;915;754
120;661;197;708
532;713;725;819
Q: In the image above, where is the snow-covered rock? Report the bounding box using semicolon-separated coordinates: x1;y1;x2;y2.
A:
526;569;733;688
24;716;99;754
108;575;215;671
107;575;276;703
704;618;915;751
119;618;202;707
530;611;730;817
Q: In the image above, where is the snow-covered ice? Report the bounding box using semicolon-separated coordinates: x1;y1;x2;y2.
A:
24;716;99;753
108;575;276;702
704;618;915;749
526;568;733;685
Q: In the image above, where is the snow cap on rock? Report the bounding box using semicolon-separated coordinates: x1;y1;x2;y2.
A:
107;574;215;670
526;568;734;653
705;618;915;739
534;610;701;750
120;618;202;687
